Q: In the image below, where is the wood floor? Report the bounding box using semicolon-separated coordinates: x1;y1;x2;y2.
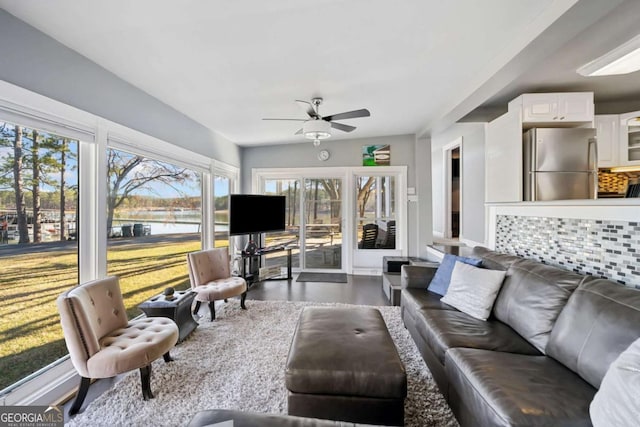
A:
64;273;389;417
247;274;390;306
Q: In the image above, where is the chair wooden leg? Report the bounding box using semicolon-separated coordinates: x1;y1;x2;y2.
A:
69;376;91;415
240;291;247;310
193;301;201;316
163;351;174;363
140;365;154;400
209;301;216;321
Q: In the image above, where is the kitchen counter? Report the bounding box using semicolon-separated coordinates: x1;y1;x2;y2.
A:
487;198;639;206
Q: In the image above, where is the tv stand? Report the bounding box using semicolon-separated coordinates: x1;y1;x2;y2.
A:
239;246;292;286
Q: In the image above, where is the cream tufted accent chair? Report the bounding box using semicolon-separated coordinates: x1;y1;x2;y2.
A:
187;248;247;321
57;276;179;415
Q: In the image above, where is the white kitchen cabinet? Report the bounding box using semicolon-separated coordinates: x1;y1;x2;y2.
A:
485;108;522;203
595;115;619;167
510;92;594;126
619;111;640;166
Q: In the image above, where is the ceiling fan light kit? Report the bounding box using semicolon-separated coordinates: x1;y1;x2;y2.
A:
303;119;332;145
262;96;370;145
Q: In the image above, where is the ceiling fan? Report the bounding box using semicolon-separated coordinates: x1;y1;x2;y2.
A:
263;97;370;146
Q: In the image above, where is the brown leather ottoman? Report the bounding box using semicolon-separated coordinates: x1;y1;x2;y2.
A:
285;307;406;426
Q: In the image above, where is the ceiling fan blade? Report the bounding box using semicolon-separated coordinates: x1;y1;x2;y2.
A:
295;100;318;118
262;118;307;121
330;122;356;133
323;109;370;122
295;128;303;135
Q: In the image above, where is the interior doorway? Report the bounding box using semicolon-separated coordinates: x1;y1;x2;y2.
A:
451;147;460;238
443;138;462;240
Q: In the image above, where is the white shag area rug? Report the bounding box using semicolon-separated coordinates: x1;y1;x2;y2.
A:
68;300;458;427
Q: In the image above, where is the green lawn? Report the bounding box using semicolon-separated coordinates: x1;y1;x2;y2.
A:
0;237;202;391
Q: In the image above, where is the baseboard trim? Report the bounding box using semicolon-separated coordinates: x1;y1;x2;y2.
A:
352;268;382;276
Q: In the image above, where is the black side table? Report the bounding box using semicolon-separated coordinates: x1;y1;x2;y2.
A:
139;290;198;343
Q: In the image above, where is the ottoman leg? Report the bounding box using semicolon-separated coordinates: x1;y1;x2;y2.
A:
193;301;201;316
241;291;247;309
69;376;91;415
209;301;216;321
140;365;154;400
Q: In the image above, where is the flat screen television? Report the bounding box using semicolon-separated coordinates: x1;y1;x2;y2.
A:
229;194;286;236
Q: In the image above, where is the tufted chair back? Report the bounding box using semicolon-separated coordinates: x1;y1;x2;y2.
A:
57;276;179;415
187;248;231;288
57;276;128;377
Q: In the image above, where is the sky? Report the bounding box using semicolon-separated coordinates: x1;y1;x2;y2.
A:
1;122;231;199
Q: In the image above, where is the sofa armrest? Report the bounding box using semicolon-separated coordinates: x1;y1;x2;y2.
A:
401;264;439;289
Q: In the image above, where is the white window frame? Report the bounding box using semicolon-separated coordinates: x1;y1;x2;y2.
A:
211;159;240;252
0;79;233;405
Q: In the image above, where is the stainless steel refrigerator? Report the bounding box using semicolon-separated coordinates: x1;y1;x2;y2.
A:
523;128;598;201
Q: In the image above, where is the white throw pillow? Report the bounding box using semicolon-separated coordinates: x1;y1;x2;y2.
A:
440;261;506;321
590;337;640;427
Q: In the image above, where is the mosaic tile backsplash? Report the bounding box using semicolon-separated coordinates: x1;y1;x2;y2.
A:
496;215;640;289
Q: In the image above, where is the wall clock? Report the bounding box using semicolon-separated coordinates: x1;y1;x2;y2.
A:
318;149;330;161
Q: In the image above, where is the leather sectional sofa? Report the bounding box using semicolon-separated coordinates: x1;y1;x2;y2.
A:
401;246;640;427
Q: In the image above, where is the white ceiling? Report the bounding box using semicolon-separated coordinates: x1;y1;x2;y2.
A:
2;0;637;146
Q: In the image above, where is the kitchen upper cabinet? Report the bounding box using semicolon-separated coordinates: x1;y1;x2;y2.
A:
486;109;522;203
595;115;619;167
510;92;594;126
619;112;640;165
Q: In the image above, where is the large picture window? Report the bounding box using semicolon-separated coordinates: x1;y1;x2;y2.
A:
106;147;202;319
214;175;230;248
0;120;79;390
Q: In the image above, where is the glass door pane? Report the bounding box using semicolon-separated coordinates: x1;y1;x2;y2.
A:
304;178;342;269
356;175;396;249
264;179;300;269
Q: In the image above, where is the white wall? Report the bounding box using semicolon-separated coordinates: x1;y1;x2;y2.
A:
0;10;241;166
414;137;433;257
241;135;416;186
431;123;486;245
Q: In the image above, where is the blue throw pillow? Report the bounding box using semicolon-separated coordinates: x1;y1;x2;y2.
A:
427;253;482;296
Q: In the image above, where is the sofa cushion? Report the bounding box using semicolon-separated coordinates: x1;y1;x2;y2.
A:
590;337;640;427
446;348;596;427
441;262;506;321
415;309;540;364
401;288;456;317
547;278;640;389
428;253;482;296
492;258;591;353
471;246;521;271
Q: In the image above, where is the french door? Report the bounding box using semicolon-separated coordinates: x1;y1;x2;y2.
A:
256;166;407;275
261;175;344;272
